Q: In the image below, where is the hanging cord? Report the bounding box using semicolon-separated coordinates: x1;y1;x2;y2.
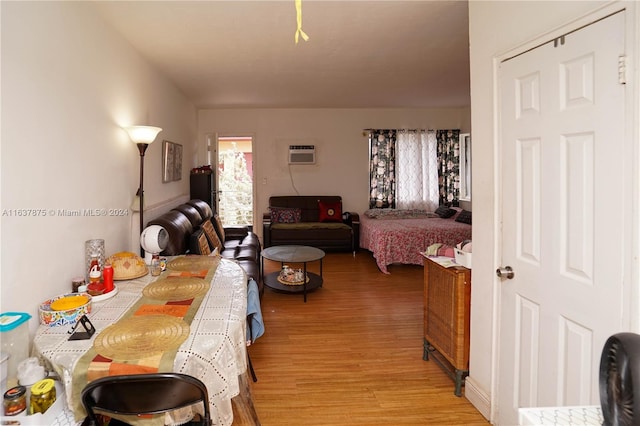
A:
288;164;301;195
294;0;309;44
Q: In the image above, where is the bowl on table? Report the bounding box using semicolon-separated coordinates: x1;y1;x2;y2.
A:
38;293;92;327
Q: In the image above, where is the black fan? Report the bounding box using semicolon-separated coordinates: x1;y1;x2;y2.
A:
600;333;640;426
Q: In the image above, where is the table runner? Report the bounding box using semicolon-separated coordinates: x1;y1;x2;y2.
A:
70;257;219;423
34;256;248;426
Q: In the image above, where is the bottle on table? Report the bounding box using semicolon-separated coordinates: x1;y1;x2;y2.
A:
103;263;114;293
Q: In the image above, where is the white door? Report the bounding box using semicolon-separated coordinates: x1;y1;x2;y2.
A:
498;11;629;424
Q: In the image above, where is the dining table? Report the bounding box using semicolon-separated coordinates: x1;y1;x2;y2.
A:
32;255;257;426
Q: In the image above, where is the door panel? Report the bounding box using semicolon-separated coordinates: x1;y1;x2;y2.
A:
498;11;627;424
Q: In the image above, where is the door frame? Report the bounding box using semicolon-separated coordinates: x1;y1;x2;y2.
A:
489;2;639;422
206;132;258;229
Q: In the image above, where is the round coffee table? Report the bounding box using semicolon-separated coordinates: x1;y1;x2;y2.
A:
261;245;325;302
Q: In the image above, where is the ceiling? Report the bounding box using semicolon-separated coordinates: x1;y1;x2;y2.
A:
93;1;470;109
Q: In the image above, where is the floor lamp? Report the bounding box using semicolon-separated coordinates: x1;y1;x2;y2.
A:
125;126;162;257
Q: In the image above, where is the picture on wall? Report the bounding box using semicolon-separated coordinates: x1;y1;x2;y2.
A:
162;140;183;182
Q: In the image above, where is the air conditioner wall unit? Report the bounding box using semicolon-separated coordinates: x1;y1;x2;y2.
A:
288;145;316;165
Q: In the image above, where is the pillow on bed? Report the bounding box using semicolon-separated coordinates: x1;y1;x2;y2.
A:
455;209;472;224
318;200;342;222
270;206;302;223
434;205;456;219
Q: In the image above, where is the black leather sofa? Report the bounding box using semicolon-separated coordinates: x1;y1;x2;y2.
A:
147;199;262;292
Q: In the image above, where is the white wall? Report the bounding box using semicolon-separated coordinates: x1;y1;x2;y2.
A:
198;107;471;240
467;0;628;420
0;2;196;333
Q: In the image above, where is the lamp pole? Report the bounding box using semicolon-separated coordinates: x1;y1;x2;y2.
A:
124;125;162;257
137;142;149;258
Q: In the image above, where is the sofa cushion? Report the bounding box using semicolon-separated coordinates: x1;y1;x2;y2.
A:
270;223;352;243
147;210;193;256
173;204;204;228
212;214;226;243
268;222;353;251
187;199;213;221
269;206;302;223
201;219;223;252
318;200;342;222
190;229;212;255
271;222;351;230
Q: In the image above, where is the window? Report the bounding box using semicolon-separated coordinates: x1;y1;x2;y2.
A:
459;133;471;201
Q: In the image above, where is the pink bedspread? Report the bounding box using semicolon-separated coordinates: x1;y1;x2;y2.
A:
359;214;472;273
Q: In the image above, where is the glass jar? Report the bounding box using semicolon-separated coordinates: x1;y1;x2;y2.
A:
85;239;105;281
3;385;27;416
72;277;85;293
30;378;56;414
150;255;161;277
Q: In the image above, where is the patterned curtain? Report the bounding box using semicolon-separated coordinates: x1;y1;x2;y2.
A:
437;129;461;206
396;130;439;211
368;130;396;208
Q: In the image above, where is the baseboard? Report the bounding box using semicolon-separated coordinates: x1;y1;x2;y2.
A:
465;376;492;421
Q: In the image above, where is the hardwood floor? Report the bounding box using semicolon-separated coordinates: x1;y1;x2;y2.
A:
244;251;488;425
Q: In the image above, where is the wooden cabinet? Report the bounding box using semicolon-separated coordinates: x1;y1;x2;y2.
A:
422;257;471;396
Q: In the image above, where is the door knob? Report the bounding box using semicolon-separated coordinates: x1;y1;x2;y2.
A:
496;266;514;279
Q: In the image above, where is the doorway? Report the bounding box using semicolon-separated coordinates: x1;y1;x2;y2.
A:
209;135;254;228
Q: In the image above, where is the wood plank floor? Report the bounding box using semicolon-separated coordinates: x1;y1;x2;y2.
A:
244;251;489;425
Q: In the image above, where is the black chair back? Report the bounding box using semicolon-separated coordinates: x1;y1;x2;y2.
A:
81;372;211;425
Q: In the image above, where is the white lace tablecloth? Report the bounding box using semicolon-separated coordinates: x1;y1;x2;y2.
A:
33;257;248;426
519;405;603;425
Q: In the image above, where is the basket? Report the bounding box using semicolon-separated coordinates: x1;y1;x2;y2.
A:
454;248;472;269
106;251;148;280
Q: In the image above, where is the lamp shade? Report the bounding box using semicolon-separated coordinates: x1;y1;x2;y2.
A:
125;126;162;144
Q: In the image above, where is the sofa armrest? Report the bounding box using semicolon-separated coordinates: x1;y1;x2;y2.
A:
262;216;272;248
342;211;359;227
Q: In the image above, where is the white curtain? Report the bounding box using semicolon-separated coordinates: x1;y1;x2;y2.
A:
396;130;439;210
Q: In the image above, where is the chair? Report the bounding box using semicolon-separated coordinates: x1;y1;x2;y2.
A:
80;372;212;426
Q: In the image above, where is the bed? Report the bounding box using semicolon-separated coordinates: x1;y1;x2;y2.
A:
359;208;472;273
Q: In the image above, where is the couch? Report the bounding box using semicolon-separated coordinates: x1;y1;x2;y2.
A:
262;196;359;253
147;199;262;292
